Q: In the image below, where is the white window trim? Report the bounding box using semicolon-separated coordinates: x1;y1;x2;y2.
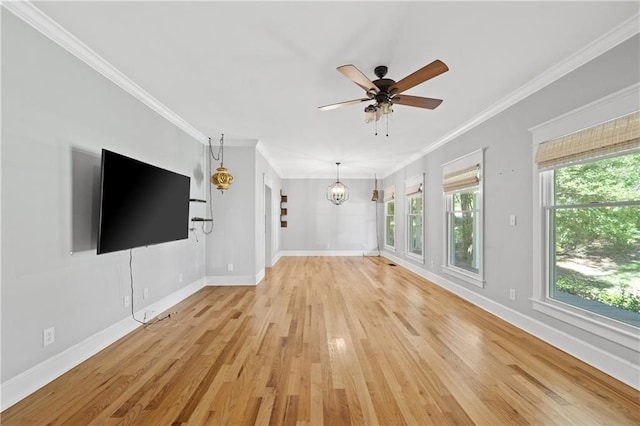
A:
442;149;485;288
384;199;395;251
405;174;424;263
529;83;640;350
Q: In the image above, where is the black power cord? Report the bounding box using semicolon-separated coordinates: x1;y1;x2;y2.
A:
129;249;146;325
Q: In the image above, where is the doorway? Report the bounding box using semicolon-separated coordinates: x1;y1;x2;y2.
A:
265;185;272;267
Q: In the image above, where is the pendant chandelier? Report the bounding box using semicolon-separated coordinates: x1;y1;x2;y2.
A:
209;134;234;192
327;162;349;205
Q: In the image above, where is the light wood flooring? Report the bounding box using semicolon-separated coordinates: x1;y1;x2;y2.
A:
2;256;639;425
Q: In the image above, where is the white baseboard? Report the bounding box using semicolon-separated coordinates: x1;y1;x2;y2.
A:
0;277;207;411
271;252;282;266
255;268;265;285
281;250;381;257
381;251;640;390
206;273;260;286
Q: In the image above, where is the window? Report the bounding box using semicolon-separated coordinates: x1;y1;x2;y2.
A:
385;200;395;248
405;178;424;260
447;191;480;273
407;193;423;257
383;185;395;249
442;150;484;286
544;151;640;327
532;105;639;348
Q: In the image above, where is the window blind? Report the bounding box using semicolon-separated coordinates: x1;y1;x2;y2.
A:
535;111;640;169
442;164;480;193
383;185;395;201
405;183;422;196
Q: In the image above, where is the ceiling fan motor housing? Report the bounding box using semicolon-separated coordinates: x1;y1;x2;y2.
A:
374;65;388;79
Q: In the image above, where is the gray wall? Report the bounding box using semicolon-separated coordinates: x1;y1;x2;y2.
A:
255;148;283;270
1;12;207;381
281;178;379;253
203;145;283;281
204;146;256;279
382;35;640;365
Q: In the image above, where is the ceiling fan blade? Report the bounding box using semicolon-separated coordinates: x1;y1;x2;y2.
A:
390;60;449;95
318;98;370;111
337;65;380;94
392;95;443;109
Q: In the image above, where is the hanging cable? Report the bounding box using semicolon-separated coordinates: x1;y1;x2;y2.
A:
375;191;381;256
129;249;145;325
202;135;224;235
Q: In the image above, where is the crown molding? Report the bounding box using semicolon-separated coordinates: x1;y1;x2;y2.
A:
5;2;638;178
2;0;208;144
382;13;640;179
256;141;283;178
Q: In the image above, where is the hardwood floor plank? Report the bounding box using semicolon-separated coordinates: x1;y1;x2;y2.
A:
2;256;639;425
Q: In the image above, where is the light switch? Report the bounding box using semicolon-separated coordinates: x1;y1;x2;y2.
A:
509;214;517;226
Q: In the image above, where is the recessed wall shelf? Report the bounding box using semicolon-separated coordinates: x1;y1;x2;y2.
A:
280;190;288;228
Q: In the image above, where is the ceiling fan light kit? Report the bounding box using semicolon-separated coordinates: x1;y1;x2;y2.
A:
319;60;449;136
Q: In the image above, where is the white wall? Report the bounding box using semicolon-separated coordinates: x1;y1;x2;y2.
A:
381;35;640;384
281;178;379;254
1;11;206;384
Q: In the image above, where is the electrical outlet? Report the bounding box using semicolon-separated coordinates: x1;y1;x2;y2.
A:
179;273;183;283
509;289;516;301
43;327;55;347
430;260;435;269
124;295;130;307
509;214;517;226
143;288;149;299
227;263;234;272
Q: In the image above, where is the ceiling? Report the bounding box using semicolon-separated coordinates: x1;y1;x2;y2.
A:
31;1;639;178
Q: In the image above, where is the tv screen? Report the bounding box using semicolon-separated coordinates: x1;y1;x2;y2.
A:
97;149;191;255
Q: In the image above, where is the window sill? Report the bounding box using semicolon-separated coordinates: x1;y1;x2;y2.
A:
531;298;639;350
442;266;484;288
405;252;424;263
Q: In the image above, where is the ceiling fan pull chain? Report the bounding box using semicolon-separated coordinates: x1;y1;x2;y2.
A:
386;114;389;137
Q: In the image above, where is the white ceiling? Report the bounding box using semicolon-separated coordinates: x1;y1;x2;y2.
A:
31;1;639;178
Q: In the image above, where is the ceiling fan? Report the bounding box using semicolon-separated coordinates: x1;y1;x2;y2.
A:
318;59;449;124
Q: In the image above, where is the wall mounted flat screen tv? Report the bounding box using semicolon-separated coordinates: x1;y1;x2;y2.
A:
97;149;190;255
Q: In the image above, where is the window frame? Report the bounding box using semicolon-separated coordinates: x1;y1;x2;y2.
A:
442;149;485;287
384;199;395;250
530;84;640;350
406;191;423;261
405;176;424;263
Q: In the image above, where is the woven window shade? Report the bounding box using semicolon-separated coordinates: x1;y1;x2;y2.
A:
405;183;422;196
443;164;480;193
383;185;395;201
535;111;640;169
